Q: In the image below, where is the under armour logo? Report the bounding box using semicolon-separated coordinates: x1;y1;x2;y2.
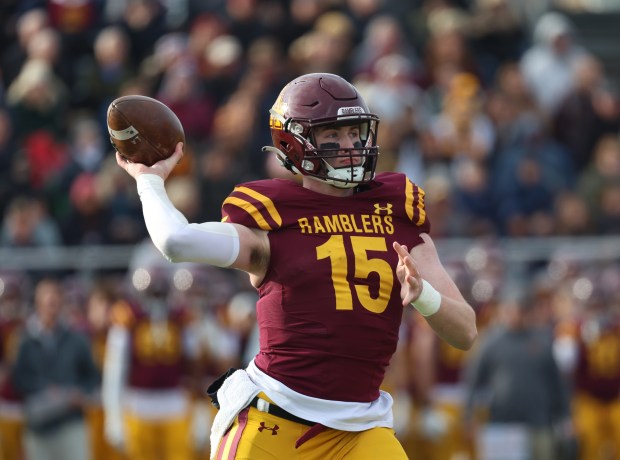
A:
258;422;279;435
374;203;393;215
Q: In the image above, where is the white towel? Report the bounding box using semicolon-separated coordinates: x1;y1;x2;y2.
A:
210;369;260;460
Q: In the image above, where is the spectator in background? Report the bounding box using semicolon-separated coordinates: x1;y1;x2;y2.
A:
495;155;556;237
0;8;50;89
186;14;228;85
219;0;267;52
422;6;479;90
463;287;571;460
12;277;100;460
553;191;595;236
59;173;112;246
201;34;246;109
343;0;394;44
577;134;620;227
240;36;293;176
553;53;620;173
313;11;357;79
6;58;69;142
45;115;108;224
139;32;191;99
429;72;495;168
117;0;167;65
485;61;544;154
520;11;586;117
597;183;620;234
352;13;423;81
284;0;331;50
358;53;430;185
46;0;102;64
91;154;149;246
490;119;575;236
0;195;62;248
24;26;71;91
156;59;216;145
72;26;136;122
462;0;527;84
287;11;356;81
451;157;497;237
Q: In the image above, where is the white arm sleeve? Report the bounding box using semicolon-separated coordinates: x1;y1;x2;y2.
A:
136;174;240;267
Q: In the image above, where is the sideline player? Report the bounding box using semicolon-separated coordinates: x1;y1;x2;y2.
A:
116;73;478;459
102;267;203;460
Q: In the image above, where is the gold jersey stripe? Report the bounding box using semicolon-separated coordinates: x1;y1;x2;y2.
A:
405;179;426;226
236;186;282;226
224;186;283;229
222;196;273;230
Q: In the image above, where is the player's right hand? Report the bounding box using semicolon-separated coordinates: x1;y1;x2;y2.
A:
116;142;184;181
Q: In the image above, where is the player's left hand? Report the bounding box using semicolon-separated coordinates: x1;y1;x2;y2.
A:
393;241;424;306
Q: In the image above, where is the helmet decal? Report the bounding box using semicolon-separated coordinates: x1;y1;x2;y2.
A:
337;107;365;116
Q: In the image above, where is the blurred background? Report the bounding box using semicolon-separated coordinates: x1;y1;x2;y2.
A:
1;0;620;460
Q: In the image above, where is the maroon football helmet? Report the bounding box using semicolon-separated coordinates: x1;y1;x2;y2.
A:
265;73;380;188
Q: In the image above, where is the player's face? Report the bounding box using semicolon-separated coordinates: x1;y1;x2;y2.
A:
314;124;363;167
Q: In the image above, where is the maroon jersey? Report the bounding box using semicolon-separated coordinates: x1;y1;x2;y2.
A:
575;320;620;402
111;301;192;390
222;172;430;402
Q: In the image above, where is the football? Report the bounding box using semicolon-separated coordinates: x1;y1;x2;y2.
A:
107;95;185;166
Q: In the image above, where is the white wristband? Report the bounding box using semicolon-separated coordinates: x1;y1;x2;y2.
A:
411;280;442;317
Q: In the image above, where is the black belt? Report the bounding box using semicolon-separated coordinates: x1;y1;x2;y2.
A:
249;396;315;426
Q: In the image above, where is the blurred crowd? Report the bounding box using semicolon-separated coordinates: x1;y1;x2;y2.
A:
1;0;620;459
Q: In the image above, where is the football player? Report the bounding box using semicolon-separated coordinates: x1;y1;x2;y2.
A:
116;73;477;459
102;266;202;460
556;294;620;460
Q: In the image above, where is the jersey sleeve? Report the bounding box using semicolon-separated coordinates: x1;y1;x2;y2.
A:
403;177;431;235
221;181;284;231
